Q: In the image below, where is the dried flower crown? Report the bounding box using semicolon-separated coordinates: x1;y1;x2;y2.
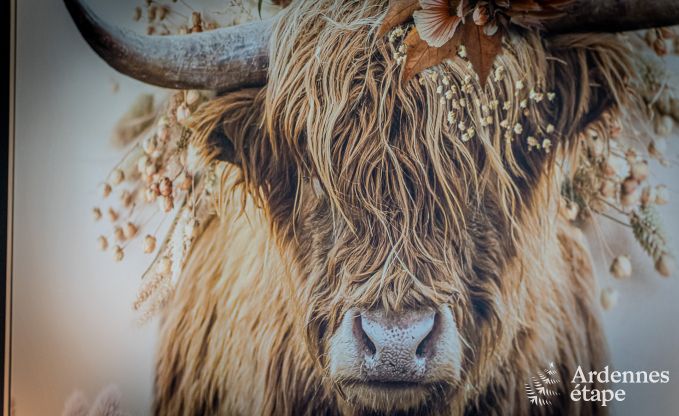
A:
379;0;574;84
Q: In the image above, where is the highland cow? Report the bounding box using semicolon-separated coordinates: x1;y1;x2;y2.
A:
66;0;679;414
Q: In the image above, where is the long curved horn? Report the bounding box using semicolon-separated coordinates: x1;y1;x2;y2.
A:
64;0;272;91
544;0;679;33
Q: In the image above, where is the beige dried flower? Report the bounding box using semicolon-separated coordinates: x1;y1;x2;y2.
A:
97;236;108;251
158;256;173;275
114;226;126;243
655;185;669;205
107;207;119;223
176;103;191;125
113;246;124;262
101;183;112;198
120;190;133;208
472;3;489;26
610;255;632;278
600;287;618;310
629;161;649;182
186;90;201;107
655;253;675;277
649;138;667;159
159;177;173;197
92;207;102;221
160;196;174;213
110;169;125;185
124;222;138;239
144;235;157;254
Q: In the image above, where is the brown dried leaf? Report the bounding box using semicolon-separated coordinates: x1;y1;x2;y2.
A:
459;23;503;86
378;0;422;37
402;27;462;82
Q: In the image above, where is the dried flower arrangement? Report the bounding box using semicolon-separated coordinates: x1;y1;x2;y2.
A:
379;0;575;84
90;0;676;319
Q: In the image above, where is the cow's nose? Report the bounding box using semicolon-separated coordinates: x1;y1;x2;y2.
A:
353;308;437;381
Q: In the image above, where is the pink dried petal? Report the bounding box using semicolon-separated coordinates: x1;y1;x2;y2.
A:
413;0;463;47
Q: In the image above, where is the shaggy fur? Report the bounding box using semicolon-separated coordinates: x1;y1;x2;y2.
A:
154;1;635;414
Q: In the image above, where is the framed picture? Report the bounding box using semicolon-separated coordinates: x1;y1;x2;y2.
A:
5;1;679;414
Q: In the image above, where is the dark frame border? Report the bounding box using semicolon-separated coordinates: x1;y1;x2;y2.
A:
3;0;15;413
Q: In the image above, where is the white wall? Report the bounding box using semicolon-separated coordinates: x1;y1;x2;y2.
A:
11;1;679;414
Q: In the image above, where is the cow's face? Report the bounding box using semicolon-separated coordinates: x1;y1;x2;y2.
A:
205;42;554;415
288;171;522;413
195;2;625;412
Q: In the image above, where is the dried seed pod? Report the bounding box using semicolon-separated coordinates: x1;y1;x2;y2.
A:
92;207;102;221
602;161;617;178
97;236;108;251
600;287;618;310
640;186;655;207
653;37;668;55
659;27;674;39
142;135;158;154
473;4;489;26
158;5;169;20
621;190;640;207
160;196;174;213
600;180;616;198
107;207;119;222
645;29;658;45
124;222;138;239
560;200;579;221
120;190;133;208
629;161;649;182
654;115;673;136
137;155;150;175
145;187;158;203
157;124;171;144
114;226;126;243
159;177;173;197
113;246;124;262
186;90;201;107
610;255;632;278
655;185;670;205
176;103;191;125
145;162;157;177
148;5;157;22
655;253;675;277
483;20;498;36
111;169;125;185
621;177;638;195
144;235;157;254
157;256;172;274
101;183;112;198
191;12;202;28
179;173;192;191
649;138;667;158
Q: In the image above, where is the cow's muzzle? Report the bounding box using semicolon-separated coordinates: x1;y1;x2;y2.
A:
328;305;462;410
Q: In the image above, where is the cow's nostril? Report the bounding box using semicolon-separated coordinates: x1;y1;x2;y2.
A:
415;329;433;358
354;315;377;356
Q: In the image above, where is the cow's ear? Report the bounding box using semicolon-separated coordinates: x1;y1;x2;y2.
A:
548;34;631;141
192;88;264;165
